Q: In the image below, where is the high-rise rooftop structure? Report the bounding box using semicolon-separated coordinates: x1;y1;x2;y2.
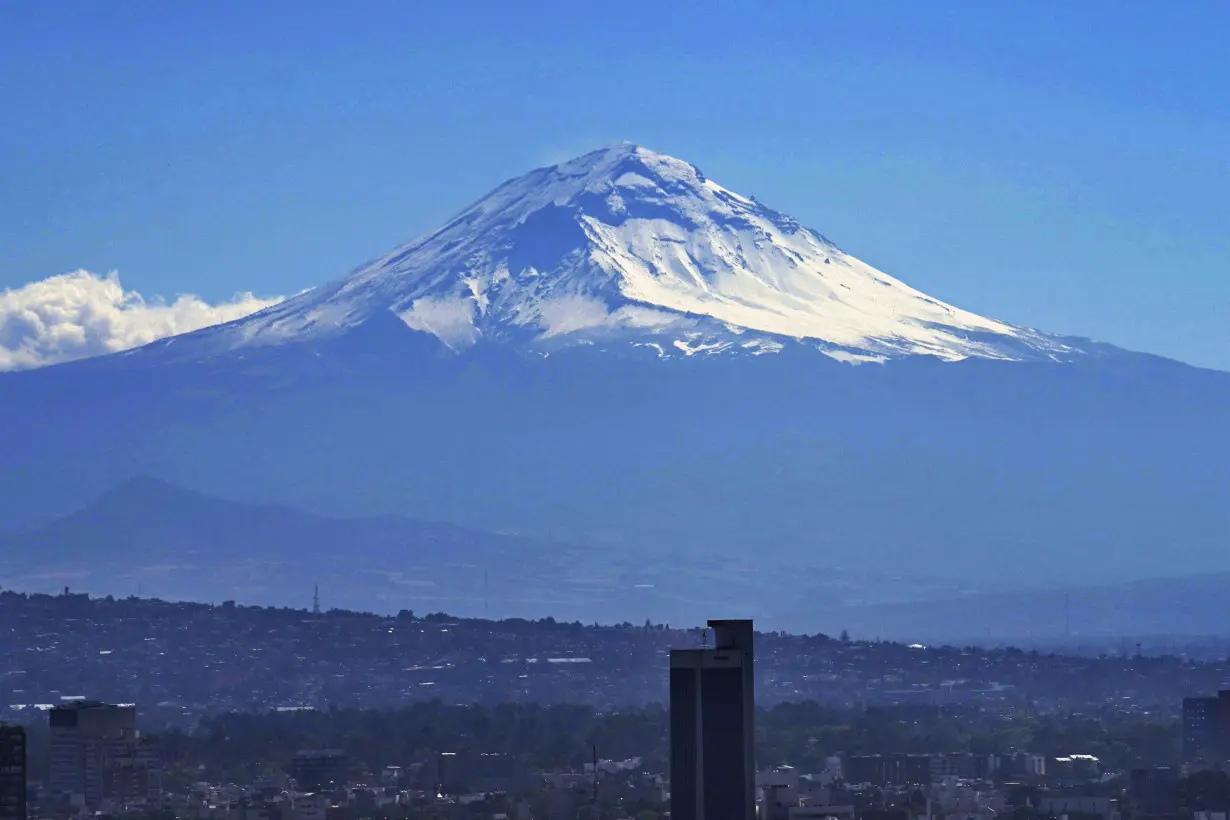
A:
669;619;755;820
0;726;26;820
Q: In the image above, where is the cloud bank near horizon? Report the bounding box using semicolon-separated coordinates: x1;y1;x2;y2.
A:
0;270;283;371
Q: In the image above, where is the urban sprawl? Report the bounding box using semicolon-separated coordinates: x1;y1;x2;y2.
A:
1;591;1229;820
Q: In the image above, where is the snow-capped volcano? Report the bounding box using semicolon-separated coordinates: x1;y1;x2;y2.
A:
181;144;1086;363
6;146;1230;600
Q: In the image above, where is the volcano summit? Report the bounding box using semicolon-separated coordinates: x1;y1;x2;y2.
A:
143;144;1097;366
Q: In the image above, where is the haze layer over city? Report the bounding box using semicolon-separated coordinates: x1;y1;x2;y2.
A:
2;3;1229;820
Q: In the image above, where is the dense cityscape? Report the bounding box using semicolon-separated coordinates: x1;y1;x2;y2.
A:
2;591;1230;820
2;591;1228;717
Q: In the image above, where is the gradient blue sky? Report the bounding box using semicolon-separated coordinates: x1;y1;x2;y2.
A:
3;0;1228;368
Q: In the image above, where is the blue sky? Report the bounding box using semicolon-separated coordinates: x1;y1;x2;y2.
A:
2;0;1228;368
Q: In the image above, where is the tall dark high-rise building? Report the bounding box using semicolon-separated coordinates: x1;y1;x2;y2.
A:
0;726;26;820
49;701;138;808
670;619;755;820
1183;690;1230;758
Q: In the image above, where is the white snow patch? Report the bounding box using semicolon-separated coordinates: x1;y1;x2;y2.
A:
823;349;888;365
614;172;658;189
741;338;784;355
396;297;479;348
633;342;667;358
534;295;613;337
461;275;491;313
704;179;755;205
530;295;686;338
673;339;731;356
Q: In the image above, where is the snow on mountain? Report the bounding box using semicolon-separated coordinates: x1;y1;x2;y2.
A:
176;144;1089;364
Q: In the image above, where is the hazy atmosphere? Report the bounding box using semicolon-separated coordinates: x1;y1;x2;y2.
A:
2;4;1229;820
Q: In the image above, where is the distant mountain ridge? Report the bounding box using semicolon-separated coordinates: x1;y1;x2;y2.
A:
0;478;1001;628
0;476;605;616
7;478;1230;640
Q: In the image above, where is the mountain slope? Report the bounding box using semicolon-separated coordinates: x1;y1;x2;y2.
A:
1;146;1228;616
138;144;1098;365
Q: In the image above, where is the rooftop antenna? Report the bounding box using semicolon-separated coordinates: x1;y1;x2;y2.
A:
484;568;489;619
313;584;321;615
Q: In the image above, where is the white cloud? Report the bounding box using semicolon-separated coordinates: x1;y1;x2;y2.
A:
0;270;283;371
